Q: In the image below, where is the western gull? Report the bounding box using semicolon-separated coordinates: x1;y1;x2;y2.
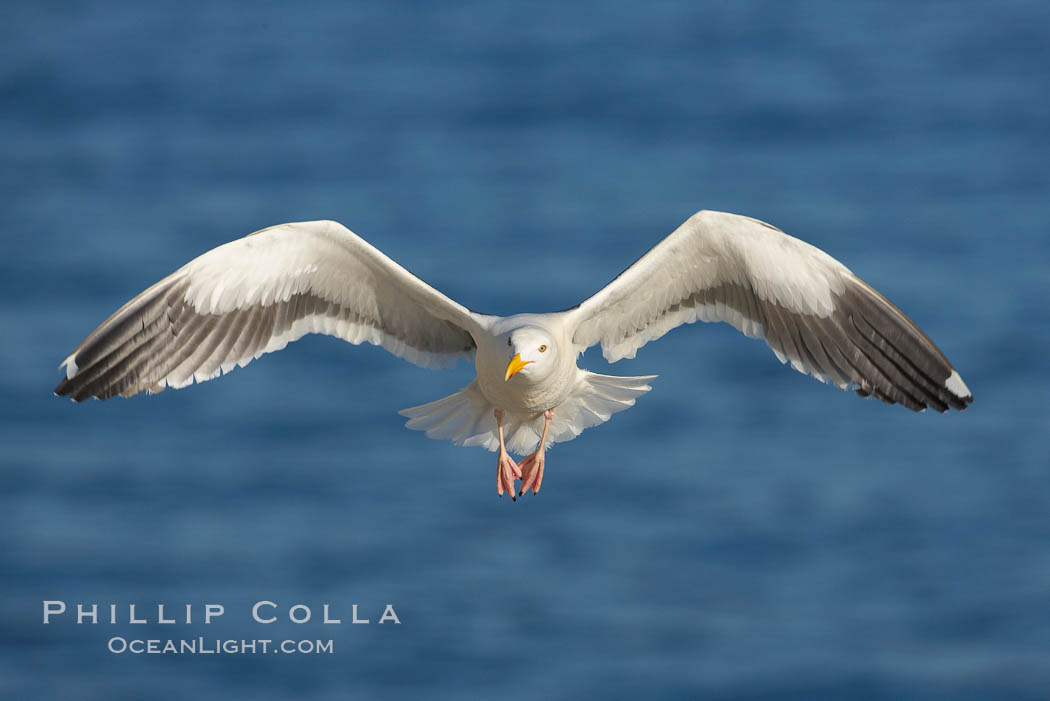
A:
54;210;973;499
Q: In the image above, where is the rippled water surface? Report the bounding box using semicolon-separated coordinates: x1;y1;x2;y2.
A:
2;2;1048;699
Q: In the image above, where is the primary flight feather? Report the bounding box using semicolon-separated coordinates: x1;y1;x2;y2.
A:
55;210;973;499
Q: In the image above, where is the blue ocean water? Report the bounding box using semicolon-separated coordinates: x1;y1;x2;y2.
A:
2;1;1048;698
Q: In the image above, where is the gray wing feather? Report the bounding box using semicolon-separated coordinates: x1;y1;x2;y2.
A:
566;210;972;412
56;221;481;401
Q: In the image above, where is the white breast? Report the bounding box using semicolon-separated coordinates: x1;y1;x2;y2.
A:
473;315;578;414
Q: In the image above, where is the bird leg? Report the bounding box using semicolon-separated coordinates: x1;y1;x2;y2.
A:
494;408;521;500
519;408;554;496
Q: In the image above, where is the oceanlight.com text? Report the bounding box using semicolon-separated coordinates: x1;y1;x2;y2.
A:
107;637;334;655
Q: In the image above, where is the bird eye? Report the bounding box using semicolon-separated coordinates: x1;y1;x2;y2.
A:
538;345;547;353
507;338;511;346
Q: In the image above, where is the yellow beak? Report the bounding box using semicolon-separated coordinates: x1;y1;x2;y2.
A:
504;353;532;381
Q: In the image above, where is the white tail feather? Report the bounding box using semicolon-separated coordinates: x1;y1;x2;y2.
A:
399;372;656;455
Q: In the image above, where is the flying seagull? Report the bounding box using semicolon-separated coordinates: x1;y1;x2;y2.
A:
55;210;973;499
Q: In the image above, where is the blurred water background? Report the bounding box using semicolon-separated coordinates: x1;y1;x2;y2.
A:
2;1;1048;699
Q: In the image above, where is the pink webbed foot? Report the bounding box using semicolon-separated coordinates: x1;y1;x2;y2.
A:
518;450;545;496
496;449;521;500
519;408;554;496
493;407;521;501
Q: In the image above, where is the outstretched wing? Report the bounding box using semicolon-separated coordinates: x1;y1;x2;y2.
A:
56;220;483;401
564;210;972;412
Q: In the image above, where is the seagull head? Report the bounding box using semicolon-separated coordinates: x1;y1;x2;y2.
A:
504;326;556;381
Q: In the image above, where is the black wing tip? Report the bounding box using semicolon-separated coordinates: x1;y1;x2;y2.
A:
53;380;93;402
853;382;973;413
940;369;974;412
835;281;974;415
54;378;75;400
54;374;115;402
